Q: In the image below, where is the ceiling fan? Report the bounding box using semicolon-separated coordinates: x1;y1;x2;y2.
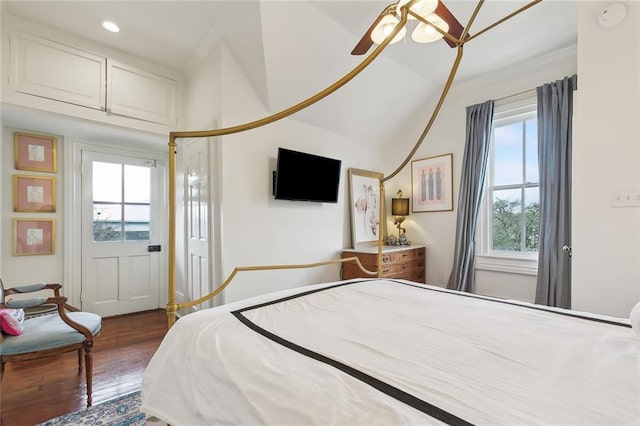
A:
351;0;466;55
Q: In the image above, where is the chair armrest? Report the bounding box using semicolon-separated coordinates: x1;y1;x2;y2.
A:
4;283;62;297
48;296;94;341
4;297;48;309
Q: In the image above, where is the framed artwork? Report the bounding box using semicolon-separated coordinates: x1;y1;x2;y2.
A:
13;218;55;256
348;168;386;248
411;153;454;212
14;132;58;173
13;175;56;212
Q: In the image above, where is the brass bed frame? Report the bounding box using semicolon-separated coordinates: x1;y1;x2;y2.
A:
164;0;542;327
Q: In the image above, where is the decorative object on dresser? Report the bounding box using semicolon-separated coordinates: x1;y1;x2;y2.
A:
391;189;410;245
342;245;425;283
411;153;453;212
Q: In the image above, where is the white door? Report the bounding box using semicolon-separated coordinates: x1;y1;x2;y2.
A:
81;151;162;316
184;139;213;308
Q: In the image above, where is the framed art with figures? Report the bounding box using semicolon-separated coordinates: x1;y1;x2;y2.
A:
411;154;453;212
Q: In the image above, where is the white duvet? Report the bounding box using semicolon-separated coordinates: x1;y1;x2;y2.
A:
142;279;639;425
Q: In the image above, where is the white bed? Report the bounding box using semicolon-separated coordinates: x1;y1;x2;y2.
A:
141;278;639;425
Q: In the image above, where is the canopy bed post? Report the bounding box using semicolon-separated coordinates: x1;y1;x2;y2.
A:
167;134;178;327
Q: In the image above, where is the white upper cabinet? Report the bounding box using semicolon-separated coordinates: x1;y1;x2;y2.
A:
7;30;178;128
107;60;177;125
10;31;106;110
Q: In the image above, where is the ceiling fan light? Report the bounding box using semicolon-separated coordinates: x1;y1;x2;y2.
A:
371;14;407;45
396;0;438;20
411;14;449;43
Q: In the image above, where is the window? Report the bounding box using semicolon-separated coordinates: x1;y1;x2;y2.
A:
477;97;539;274
92;161;151;242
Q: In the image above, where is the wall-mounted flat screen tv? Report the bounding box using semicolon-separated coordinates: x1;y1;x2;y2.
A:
273;148;341;203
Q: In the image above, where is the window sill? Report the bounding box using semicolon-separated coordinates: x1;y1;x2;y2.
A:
475;254;538;276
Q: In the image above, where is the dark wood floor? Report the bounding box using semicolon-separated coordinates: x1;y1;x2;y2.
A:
1;309;168;426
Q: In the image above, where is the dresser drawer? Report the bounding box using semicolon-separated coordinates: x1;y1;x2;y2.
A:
380;258;425;275
382;247;424;264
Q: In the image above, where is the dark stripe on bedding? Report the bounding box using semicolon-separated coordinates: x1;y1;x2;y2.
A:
232;310;473;426
389;280;632;328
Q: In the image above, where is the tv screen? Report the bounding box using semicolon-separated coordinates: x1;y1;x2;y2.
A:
274;148;341;203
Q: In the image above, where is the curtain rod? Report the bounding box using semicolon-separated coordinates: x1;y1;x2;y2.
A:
494;87;536;103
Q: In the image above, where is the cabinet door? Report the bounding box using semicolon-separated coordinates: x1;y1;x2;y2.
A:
10;31;106;110
107;60;177;125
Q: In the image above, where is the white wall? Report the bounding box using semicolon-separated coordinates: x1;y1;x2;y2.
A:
573;2;640;318
183;42;385;303
383;46;577;302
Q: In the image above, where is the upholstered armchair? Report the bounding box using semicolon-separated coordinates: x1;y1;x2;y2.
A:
0;279;102;406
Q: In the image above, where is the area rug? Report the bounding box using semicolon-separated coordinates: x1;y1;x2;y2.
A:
39;390;166;426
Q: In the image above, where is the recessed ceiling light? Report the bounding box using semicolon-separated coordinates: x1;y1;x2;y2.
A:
102;21;120;33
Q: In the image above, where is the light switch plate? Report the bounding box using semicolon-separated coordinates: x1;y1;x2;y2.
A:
610;192;640;208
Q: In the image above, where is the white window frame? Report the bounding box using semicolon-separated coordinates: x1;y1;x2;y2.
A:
476;95;539;276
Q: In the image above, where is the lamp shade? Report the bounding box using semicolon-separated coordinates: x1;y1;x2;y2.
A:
411;14;449;43
371;14;407;45
392;198;410;216
396;0;439;20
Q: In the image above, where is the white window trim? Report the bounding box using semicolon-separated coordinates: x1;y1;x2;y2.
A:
476;94;538;276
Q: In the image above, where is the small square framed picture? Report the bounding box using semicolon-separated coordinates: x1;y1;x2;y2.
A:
13;175;56;212
13;218;56;256
14;132;58;173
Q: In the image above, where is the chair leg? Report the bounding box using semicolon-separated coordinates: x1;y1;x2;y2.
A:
77;348;83;373
84;346;94;407
1;361;5;382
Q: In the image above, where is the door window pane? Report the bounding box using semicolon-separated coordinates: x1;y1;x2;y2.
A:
124;165;151;203
93;162;122;202
124;205;150;241
93;204;122;242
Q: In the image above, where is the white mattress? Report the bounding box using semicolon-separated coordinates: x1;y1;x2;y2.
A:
141;279;639;425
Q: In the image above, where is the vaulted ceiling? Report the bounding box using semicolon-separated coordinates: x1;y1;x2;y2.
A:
1;1;577;143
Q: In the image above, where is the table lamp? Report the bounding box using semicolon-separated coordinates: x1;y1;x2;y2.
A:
391;190;410;245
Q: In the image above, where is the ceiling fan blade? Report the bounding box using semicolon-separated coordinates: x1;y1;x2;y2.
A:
351;4;395;56
435;1;467;48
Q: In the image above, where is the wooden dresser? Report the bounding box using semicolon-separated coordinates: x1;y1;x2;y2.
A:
341;245;426;283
